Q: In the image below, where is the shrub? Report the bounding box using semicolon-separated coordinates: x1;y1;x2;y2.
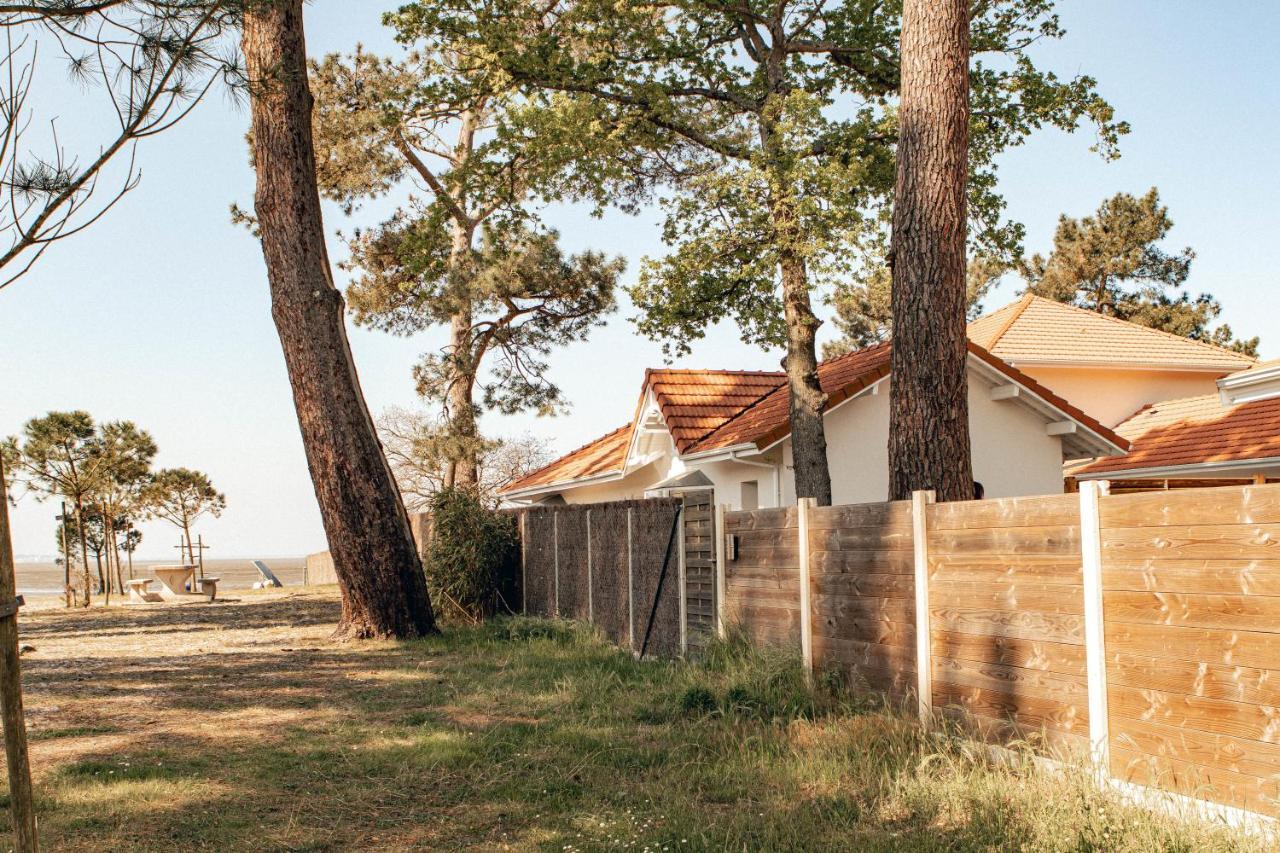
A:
423;487;519;621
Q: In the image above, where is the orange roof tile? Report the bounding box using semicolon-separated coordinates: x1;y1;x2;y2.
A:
690;343;893;453
691;341;1126;455
645;369;784;453
968;294;1256;371
502;424;632;493
1074;393;1280;476
502;339;1129;496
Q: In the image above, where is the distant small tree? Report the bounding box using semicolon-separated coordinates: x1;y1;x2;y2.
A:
377;407;551;509
144;468;225;565
1023;188;1259;355
92;421;157;595
9;411;106;605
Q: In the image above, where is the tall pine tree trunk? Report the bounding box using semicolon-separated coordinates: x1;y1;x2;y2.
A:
888;0;974;502
243;0;437;639
446;307;480;491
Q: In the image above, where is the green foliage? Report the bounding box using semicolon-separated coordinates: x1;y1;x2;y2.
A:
423;487;519;621
308;33;626;471
9;410;104;504
144;468;226;532
392;0;1127;358
825;244;1008;356
1024;188;1259;355
347;221;622;416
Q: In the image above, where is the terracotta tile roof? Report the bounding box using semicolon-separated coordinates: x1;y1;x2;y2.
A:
691;341;1126;455
502;424;632;493
502;339;1129;496
689;343;893;453
645;369;784;453
1074;393;1280;476
968;294;1256;371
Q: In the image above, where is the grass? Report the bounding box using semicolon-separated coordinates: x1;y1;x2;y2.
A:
11;592;1270;851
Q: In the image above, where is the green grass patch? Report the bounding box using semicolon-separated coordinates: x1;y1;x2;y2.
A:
24;610;1271;851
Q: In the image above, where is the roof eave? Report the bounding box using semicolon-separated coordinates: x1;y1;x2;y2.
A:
1076;455;1280;481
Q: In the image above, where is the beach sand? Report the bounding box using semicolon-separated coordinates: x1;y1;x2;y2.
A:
14;557;308;596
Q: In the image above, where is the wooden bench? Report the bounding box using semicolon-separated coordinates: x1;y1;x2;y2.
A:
125;579;162;604
197;577;221;601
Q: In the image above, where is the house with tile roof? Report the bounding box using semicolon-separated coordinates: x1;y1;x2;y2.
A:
499;341;1128;509
967;294;1256;427
1073;358;1280;486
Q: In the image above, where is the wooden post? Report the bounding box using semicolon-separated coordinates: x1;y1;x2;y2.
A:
0;456;38;851
586;509;594;624
1080;479;1111;780
58;503;71;608
677;504;688;655
714;503;727;639
798;497;815;679
626;508;635;650
552;511;560;618
519;512;527;615
911;490;936;725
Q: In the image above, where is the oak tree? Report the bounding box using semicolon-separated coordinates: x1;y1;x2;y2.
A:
396;0;1126;505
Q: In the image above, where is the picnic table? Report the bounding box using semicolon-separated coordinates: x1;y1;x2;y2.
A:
152;565;196;599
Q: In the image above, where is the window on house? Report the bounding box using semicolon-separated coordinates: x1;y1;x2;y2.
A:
741;480;759;510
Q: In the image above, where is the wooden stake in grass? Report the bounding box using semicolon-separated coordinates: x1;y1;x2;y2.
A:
0;455;38;851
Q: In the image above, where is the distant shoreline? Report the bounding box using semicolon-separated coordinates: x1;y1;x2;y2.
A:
13;557;308;594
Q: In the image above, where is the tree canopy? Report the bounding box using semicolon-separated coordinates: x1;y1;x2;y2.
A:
308;36;625;488
1022;188;1259;355
392;0;1126;503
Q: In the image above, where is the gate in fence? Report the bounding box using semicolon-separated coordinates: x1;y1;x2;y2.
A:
516;497;694;657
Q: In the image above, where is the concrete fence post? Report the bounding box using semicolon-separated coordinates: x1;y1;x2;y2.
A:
586;509;594;624
911;490;936;725
627;507;635;650
677;503;688;656
1080;479;1112;780
798;497;815;679
714;503;728;639
553;511;560;618
519;511;527;615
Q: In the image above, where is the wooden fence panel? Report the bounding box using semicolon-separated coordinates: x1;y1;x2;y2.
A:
926;493;1089;754
1101;483;1280;816
556;509;590;621
589;504;631;648
683;492;717;649
724;507;801;649
522;508;557;617
808;501;916;698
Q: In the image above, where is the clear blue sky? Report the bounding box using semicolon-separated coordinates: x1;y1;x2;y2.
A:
2;1;1277;559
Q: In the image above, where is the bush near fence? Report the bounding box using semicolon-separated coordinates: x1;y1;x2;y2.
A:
720;482;1280;823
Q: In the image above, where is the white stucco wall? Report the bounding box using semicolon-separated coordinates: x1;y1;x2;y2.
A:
1012;365;1224;427
780;369;1068;504
526;362;1079;508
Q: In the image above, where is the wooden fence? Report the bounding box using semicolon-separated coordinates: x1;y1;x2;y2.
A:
719;482;1280;822
516;498;685;656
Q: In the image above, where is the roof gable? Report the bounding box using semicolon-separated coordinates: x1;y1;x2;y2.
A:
645;368;784;453
968;294;1256;371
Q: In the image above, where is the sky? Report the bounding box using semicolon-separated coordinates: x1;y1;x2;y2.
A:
2;1;1278;560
